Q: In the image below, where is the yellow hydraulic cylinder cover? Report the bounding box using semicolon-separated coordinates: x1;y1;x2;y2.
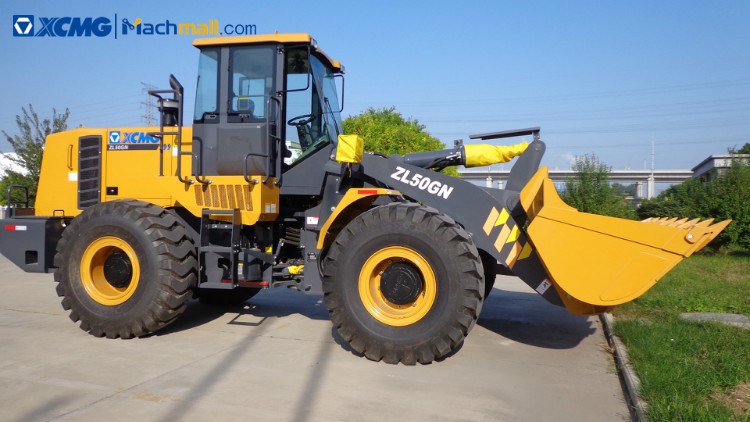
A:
464;142;528;167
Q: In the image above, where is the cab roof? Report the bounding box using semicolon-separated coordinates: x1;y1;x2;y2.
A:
192;33;343;73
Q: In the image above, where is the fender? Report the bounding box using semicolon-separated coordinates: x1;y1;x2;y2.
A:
316;187;401;250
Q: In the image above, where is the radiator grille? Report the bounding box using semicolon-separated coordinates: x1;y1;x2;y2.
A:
194;184;252;211
78;136;101;209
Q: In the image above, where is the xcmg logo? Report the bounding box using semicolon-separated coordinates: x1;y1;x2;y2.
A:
12;15;112;37
108;131;164;151
12;15;33;36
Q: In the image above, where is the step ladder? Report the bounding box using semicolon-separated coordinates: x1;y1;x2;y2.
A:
200;209;242;287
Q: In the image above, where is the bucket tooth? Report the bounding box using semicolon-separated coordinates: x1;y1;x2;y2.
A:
660;217;679;226
694;218;715;228
693;219;731;250
678;218;701;229
672;218;689;226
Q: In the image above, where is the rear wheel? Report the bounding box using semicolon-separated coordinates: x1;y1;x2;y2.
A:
323;203;484;364
54;200;197;338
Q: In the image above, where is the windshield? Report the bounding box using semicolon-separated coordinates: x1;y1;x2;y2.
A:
311;55;343;137
284;50;343;166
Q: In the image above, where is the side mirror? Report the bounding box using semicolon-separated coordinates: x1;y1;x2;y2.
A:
169;74;183;95
333;74;344;113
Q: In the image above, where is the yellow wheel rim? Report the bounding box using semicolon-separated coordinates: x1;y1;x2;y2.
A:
359;246;437;327
80;236;140;306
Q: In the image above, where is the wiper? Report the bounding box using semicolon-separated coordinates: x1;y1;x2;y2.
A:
324;97;341;137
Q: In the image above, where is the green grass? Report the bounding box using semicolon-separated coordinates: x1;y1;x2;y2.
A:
612;249;750;421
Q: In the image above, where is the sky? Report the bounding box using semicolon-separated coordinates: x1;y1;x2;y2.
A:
1;0;748;172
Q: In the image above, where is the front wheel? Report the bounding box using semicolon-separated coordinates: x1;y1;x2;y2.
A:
323;203;484;364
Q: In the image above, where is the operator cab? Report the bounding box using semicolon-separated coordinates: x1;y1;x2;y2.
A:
190;34;344;182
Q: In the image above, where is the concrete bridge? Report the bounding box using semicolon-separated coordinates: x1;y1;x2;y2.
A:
459;168;693;199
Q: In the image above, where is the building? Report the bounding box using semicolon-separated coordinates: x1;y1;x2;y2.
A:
691;154;750;182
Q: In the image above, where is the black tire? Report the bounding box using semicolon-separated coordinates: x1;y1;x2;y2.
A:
479;250;497;299
197;288;260;305
322;203;484;365
53;200;197;338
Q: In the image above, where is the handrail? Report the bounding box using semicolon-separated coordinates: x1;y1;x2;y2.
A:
5;185;29;218
6;185;29;209
147;88;188;182
243;152;267;184
147;77;210;185
264;95;282;185
469;127;541;142
190;137;211;184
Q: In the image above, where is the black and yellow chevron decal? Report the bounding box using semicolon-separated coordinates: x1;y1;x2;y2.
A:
482;207;533;269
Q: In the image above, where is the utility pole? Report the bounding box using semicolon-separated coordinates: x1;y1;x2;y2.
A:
141;82;157;127
648;139;655;199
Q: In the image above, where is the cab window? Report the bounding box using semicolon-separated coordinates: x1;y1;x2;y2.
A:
194;48;219;122
228;46;275;122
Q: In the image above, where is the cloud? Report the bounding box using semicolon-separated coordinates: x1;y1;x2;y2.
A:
561;152;577;169
0;153;27;177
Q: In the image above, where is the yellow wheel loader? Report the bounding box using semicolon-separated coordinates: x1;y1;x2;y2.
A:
0;33;729;364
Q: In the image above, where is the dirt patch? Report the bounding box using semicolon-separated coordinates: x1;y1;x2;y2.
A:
725;269;749;283
711;383;750;417
679;312;750;330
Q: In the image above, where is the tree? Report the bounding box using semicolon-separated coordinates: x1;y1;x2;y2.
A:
612;183;637;197
728;143;750;166
560;154;636;219
342;107;457;175
1;105;69;206
637;177;708;220
708;162;750;248
637;158;750;249
730;143;750;155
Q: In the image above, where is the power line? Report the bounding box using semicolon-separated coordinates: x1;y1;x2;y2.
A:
141;82;157;127
362;78;750;108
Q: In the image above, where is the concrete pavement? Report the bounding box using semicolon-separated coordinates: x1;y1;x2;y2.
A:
0;254;629;421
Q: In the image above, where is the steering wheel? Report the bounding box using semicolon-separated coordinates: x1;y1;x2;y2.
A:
287;114;316;126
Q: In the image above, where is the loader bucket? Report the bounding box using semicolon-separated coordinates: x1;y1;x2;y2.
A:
519;167;730;315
